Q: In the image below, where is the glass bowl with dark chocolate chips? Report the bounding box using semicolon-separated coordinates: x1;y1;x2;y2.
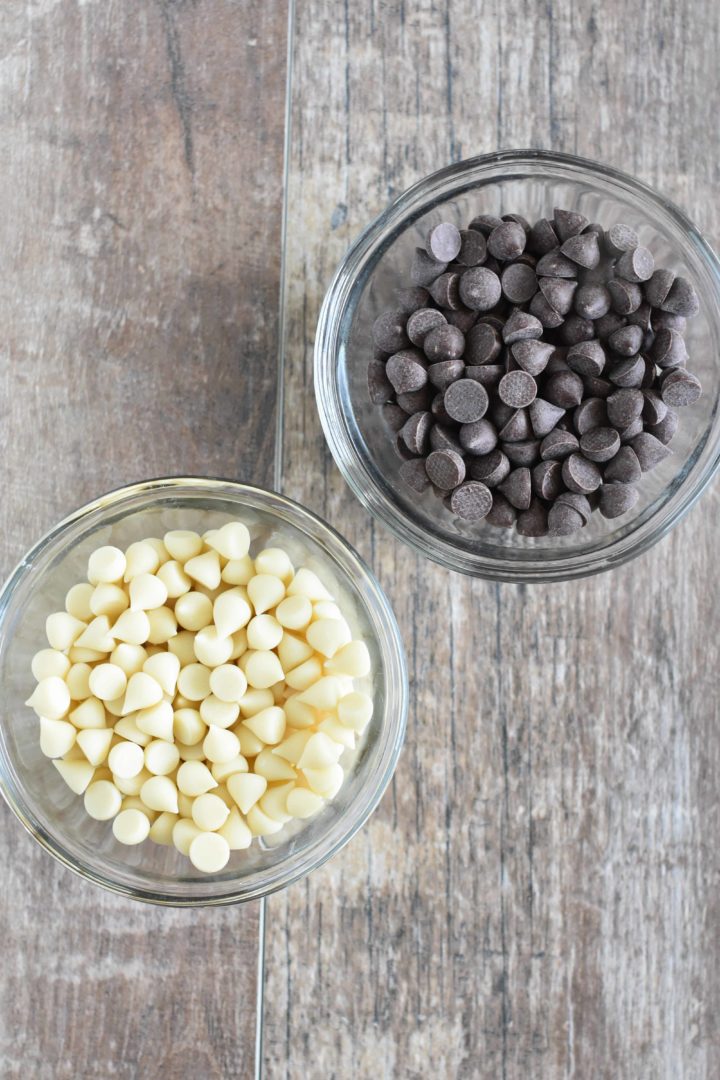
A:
315;150;720;581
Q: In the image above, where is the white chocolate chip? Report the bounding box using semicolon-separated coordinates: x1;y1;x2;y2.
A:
188;831;230;872
259;782;294;823
203;725;241;764
140;775;179;813
305;618;352;659
246;805;283;836
191;792;229;831
113;714;151;746
66;662;93;700
31;649;71;682
227;771;267;814
213;587;252;638
172;818;203;855
199;695;239;730
337;691;374;732
52;757;95;795
297;676;342;709
318;716;356;749
209;664;247;704
287;567;333;602
113;808;151;845
122;671;163;714
210;755;249;782
286;787;324;819
65;582;95;621
221;555;255;586
244;651;284;690
254;547;294;583
193;626;234;668
236;727;265;758
298;732;344;769
184;550;222;591
253;748;296;782
177;663;211;701
76;727;113;766
84;779;122;820
175;591;214;632
272;730;312;765
136;700;174;741
163;529;204;563
113;608;151;645
246;614;283;651
242;706;285;745
324;640;371;678
88;545;126;585
247;574;285;615
144;739;180;776
275;595;313;631
177;760;217;796
218;807;252;849
302;762;344;798
89;583;129;619
142;652;180;696
284;658;323;692
173;707;206;745
39;717;77;758
207;521;251;561
129;573;168;611
75;615;116;653
88;663;128;703
45;612;86;651
26;676;71;720
283;695;317;729
108;740;145;779
167;630;197;666
238;688;275;717
69;697;106;730
146;607;178;644
123;540;161;581
157;559;192;598
149;811;178;845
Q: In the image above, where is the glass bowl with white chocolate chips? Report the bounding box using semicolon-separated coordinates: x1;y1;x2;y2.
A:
315;150;720;580
0;478;407;905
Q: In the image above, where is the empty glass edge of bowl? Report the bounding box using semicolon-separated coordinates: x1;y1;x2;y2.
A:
0;477;409;906
314;149;720;581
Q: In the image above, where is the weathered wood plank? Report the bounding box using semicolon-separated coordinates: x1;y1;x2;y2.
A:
0;2;287;1077
265;1;720;1077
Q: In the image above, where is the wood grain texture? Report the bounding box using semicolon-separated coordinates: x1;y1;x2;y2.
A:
264;1;720;1078
0;2;287;1077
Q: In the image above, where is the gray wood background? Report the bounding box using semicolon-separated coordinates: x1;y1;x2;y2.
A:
1;0;719;1078
263;1;720;1079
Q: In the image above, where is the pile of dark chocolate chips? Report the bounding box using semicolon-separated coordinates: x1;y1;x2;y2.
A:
368;210;702;536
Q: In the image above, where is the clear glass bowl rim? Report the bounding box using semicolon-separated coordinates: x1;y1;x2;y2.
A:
0;476;408;906
314;148;720;581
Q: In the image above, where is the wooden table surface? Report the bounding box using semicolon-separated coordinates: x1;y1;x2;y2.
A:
1;2;718;1078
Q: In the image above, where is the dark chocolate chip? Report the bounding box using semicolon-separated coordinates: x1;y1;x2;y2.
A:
574;284;612;320
582;375;613;399
566;340;606;377
423;324;465;362
410;248;447;287
539;276;577;316
425;448;466;490
650;328;688;369
560;232;601;269
386;349;428;393
651;309;687;334
459;418;498;456
367;359;393;404
502;309;543;344
547;503;585;535
449;481;493;521
544;370;584;409
456;229;488;267
606;388;644;428
401;411;433;455
486;491;517;528
556;491;593;523
599;483;640;518
372;308;409;352
501;263;538;304
498;467;532;510
487;221;526;261
395;286;430;314
559;315;595;345
498;408;532;443
394;433;416;461
498;370;537;409
406;308;447;346
646;407;678;445
459;267;502;312
502;440;541;467
426;222;462;263
444;379;489;423
381;403;407;433
469;214;503;236
502;213;532;233
428;359;465;390
511;339;555;376
397;387;432;414
465;322;502;365
562;453;602;494
532;460;564;500
659;368;702;406
618;416;645;444
529;397;566;438
608;278;643;316
604;445;642;483
604;223;639;256
643;268;675;307
579;427;620;463
429;272;463;310
536;250;579;278
607;355;646;388
616;246;655;283
573;397;608;435
516;498;549;537
608;324;644;356
660;275;699;317
445;307;479;333
642;389;668;427
540;428;579;461
528;218;560;255
553;208;588;242
430;392;456;425
595;311;627;340
466;364;504;387
529;289;566;328
430;423;463;453
626;301;652;332
399;458;432;492
469;449;510;487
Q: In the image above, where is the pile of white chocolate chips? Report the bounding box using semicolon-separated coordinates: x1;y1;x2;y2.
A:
26;521;373;874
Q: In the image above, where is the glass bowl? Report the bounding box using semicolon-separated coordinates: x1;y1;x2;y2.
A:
0;478;408;906
315;149;720;581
